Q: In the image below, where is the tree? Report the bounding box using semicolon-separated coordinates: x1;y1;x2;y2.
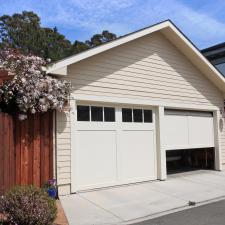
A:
0;11;117;61
70;41;89;54
0;11;41;51
40;27;71;61
0;48;71;119
85;30;117;47
0;11;72;61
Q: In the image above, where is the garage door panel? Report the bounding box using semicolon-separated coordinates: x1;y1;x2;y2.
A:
164;110;214;150
189;116;214;147
75;130;117;189
164;115;189;149
73;104;156;191
120;130;156;181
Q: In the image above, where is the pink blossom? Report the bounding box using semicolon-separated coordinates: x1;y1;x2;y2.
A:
0;48;71;119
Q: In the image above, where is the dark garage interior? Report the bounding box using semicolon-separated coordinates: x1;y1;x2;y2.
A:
166;148;215;174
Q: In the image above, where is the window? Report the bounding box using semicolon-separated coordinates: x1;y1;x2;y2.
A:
122;108;132;122
133;109;143;122
144;110;152;123
77;105;116;122
122;108;153;123
77;105;152;123
91;106;103;121
104;107;115;122
77;105;90;121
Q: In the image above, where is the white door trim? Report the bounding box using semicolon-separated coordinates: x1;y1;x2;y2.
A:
214;110;222;171
156;106;167;180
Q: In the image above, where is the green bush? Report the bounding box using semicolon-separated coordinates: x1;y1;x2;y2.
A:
0;186;57;225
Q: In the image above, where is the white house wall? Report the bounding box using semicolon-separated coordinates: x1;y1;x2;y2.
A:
56;32;225;195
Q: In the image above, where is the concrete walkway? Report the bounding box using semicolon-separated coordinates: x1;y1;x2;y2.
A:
60;170;225;225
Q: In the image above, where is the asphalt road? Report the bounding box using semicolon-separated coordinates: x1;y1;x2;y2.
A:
133;200;225;225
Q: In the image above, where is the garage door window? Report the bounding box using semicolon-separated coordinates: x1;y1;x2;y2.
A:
144;110;152;123
122;108;132;122
104;107;115;122
133;109;143;122
122;108;152;123
77;105;90;121
91;106;103;121
77;105;116;122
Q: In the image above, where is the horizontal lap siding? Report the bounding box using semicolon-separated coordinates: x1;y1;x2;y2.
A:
56;111;71;188
68;32;223;108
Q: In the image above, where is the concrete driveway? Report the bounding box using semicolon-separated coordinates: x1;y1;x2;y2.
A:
60;170;225;225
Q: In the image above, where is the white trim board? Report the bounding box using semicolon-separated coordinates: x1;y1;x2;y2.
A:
70;93;221;111
47;20;225;92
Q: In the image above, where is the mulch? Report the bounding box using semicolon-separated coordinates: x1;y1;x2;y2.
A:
54;200;69;225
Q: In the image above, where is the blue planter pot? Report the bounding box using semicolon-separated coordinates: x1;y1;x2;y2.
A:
48;188;57;199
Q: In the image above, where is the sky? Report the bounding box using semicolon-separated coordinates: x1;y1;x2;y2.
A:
1;0;225;49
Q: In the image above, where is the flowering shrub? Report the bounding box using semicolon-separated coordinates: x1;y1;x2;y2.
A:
0;48;71;119
0;186;57;225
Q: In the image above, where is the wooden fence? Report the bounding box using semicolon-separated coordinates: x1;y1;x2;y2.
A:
0;111;53;195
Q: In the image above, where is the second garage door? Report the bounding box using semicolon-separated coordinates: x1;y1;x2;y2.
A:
73;104;157;192
164;109;214;150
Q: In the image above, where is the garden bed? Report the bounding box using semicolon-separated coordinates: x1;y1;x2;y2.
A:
54;200;69;225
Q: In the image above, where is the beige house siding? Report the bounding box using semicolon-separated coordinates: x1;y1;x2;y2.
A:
56;111;71;194
68;33;223;108
56;32;225;194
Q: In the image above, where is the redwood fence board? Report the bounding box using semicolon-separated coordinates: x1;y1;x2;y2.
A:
0;111;54;195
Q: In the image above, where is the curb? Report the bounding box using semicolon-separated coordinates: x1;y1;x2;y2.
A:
120;196;225;225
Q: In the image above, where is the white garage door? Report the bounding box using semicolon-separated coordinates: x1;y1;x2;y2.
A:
73;104;156;191
164;109;214;150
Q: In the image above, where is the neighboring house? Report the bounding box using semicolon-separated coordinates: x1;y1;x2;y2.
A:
202;42;225;76
47;20;225;195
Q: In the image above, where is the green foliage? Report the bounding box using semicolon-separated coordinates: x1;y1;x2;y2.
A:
0;186;57;225
85;30;117;47
0;11;117;62
71;40;89;54
0;11;71;62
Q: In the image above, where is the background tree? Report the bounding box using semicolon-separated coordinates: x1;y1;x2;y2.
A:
70;41;89;55
0;11;117;62
0;11;71;61
85;30;117;47
40;27;71;61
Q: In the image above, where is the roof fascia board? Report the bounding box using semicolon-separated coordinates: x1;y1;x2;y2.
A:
52;66;67;76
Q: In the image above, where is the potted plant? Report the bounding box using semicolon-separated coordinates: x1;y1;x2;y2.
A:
43;179;57;199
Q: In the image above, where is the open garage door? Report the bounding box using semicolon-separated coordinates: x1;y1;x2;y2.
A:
164;109;214;150
73;104;157;192
164;109;215;174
